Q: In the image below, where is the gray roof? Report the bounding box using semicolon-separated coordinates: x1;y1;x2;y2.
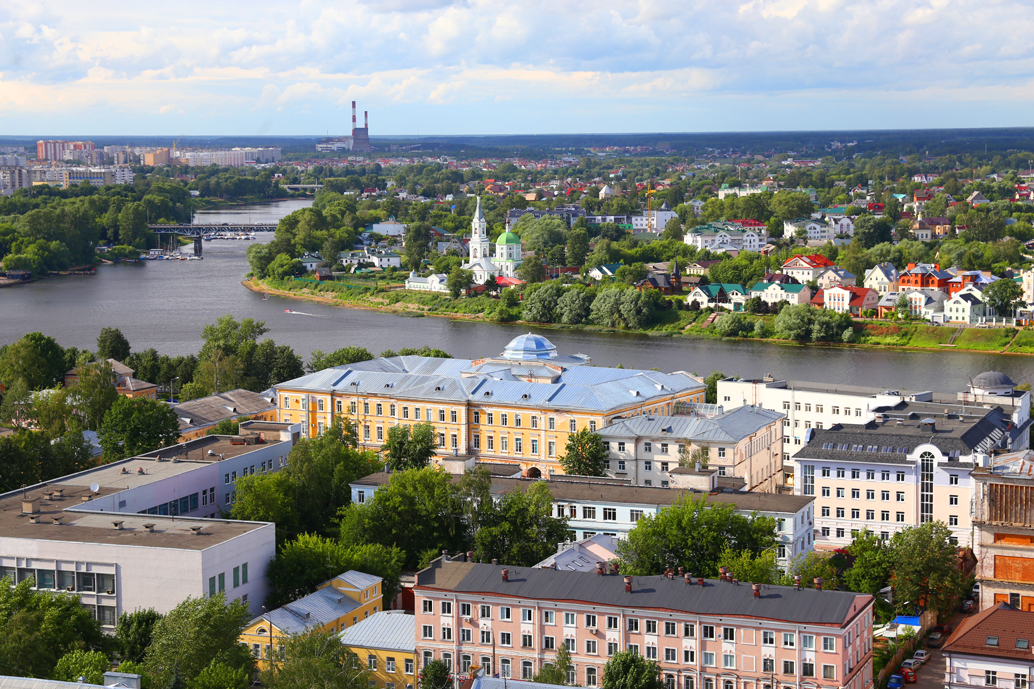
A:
597;407;783;444
0;679;105;689
973;371;1015;388
338;611;415;653
172;389;276;430
417;559;870;626
275;348;702;414
533;534;621;572
253;571;382;635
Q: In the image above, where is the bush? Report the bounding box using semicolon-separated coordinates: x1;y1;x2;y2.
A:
714;313;748;337
753;320;768;338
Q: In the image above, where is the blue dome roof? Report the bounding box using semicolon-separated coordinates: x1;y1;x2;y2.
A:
502;333;558;361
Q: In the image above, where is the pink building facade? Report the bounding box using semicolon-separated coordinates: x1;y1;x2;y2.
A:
414;558;874;689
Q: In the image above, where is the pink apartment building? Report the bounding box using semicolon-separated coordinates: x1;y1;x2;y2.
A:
414;558;874;689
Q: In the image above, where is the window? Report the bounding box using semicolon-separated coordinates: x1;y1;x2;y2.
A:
701;625;715;640
897;512;905;522
802;661;815;677
763;658;774;673
950;474;959;485
487;412;494;425
683;623;695;638
586;668;598;687
481;630;492;644
618;442;626;452
664;621;677;636
480;605;492;619
866;489;875;500
628;618;640;633
851;509;860;519
586;614;598;629
603;508;617;521
642;620;656;634
950;515;959;526
501;660;511;678
836;488;845;498
683;649;695;663
500;632;512;647
586;639;598;654
422;625;434;639
801;634;814;650
665;647;677;662
644;460;652;471
823;665;837;680
987;672;998;686
723;627;735;642
783;632;795;648
440;601;452;615
583;506;596;519
1016;675;1028;689
646;646;658;660
565;638;575;652
523;634;533;648
822;487;830;498
950;494;959;506
520;608;532;623
500;606;512;621
897;471;906;482
461;629;472;642
852;468;859;479
544;635;556;650
514;437;522;454
543;610;555;624
783;660;796;675
722;653;735;669
233;566;240;588
881;490;890;501
405;659;414;674
836;468;845;478
836;508;845;518
422;599;433;614
851;488;860;499
565;612;576;626
822;637;836;652
762;631;775;645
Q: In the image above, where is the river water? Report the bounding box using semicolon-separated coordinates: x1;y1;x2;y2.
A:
1;200;1030;391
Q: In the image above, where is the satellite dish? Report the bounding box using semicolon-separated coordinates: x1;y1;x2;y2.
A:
90;483;99;493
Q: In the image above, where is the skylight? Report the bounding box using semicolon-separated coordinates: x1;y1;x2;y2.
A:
986;636;999;647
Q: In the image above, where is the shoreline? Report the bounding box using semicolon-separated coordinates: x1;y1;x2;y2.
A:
242;278;1034;358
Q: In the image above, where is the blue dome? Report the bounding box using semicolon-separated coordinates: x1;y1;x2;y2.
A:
502;333;558;361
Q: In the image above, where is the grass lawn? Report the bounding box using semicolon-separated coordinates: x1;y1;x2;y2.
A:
1007;330;1034;353
953;327;1018;351
855;323;914;347
906;326;955;348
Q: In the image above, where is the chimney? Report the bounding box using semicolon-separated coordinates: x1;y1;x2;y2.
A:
21;497;39;514
143;523;155;532
814;577;823;589
502;569;509;582
678;567;684;576
697;577;704;586
43;491;53;501
492;559;498;565
466;551;474;562
624;576;633;593
28;514;40;524
365;111;369;129
684;573;692;584
794;574;802;590
112;521;124;530
596;562;604;576
52;488;63;498
442;550;449;562
753;583;761;598
352;101;357;131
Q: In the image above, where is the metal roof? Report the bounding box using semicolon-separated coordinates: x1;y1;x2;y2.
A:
0;679;105;689
253;570;381;635
597;407;783;444
338;610;416;653
417;560;870;626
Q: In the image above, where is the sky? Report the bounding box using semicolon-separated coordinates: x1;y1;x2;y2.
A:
3;0;1034;137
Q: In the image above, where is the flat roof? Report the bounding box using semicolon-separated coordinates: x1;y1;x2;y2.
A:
0;483;269;549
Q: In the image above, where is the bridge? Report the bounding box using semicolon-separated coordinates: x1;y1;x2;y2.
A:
282;184;323;192
148;223;278;237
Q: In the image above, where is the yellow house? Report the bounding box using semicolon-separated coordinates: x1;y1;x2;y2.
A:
239;570;383;671
339;611;416;689
273;334;705;477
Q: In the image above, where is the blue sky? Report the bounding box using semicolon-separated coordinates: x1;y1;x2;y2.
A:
3;0;1034;136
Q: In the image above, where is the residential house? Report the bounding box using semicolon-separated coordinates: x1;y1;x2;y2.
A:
631;203;678;231
949;271;999;296
830;217;855;236
967;191;990;207
683;222;765;252
902;288;949;320
749;282;812;307
876;292;904;319
635;262;682;295
368;250;402;269
942;604;1034;689
816;267;857;289
1023;268;1034;306
897;263;952;291
533;534;621;572
781;254;836;283
913;189;935;206
587;263;622;281
944;287;988;324
369;218;407;238
172;389;278;441
863;263;899;296
812;286;877;315
912;215;952;239
784;219;828;242
405;271;450;294
300;254;322;271
761;273;801;285
413;556;875;689
598;184;614;199
64;359;158;400
687;283;748;310
683;260;722;276
240;570;384;671
338;611;416;689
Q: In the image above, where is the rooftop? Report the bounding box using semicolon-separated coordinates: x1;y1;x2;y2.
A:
943;603;1034;661
416;558;870;625
597;406;784;444
172;389;276;430
338;610;415;653
533;534;621;572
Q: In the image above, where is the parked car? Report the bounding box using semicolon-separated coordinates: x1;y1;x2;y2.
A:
928;632;946;648
935;624;954;635
888;675;904;689
902;669;917;684
913;650;930;664
901;659;922;671
963;599;976;613
971;582;981;599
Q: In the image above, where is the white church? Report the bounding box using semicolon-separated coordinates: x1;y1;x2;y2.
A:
462;196;523;284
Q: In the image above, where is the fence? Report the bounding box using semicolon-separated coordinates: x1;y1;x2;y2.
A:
875;609;937;687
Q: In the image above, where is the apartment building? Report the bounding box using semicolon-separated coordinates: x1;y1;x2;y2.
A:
717;373;1031;462
596;406;785;492
37;140;94;161
794;404;1015;549
942;604;1034;689
274;335;704;475
414;557;874;689
240;570;383;671
0;422;299;625
338;611;416;689
350;474;815;567
972;450;1034;611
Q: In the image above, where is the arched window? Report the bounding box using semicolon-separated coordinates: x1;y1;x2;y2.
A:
725;681;734;689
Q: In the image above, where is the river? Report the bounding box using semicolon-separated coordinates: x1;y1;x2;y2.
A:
1;200;1030;391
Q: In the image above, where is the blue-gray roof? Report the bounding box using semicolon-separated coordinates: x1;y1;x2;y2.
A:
598;406;784;444
260;585;362;635
338;611;415;653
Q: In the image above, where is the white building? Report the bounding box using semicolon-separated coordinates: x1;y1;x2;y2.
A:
683;222;765;252
462;196;523;284
405;272;450;293
863;263;899;295
0;422;299;628
630;203;678;231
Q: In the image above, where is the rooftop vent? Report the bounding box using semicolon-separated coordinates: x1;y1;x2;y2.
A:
143;523;155;532
624;576;633;593
112;521;124;530
52;516;64;525
522;394;529;399
52;488;63;497
42;491;53;501
434;386;442;391
190;526;204;535
21;497;39;514
501;568;509;582
27;514;40;524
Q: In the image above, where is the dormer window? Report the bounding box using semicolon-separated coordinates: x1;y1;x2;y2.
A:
986;636;999;647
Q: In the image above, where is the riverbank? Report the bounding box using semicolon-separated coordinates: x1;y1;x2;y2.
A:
244;277;1034;357
193;195;308;211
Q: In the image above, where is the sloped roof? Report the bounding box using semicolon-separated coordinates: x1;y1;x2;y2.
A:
338;611;415;653
942;603;1034;661
597;407;784;444
172;389;276;430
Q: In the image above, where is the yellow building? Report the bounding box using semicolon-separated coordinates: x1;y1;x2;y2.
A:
339;611;416;689
273;335;705;476
239;570;383;671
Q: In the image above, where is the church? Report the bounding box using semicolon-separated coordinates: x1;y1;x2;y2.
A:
461;196;523;284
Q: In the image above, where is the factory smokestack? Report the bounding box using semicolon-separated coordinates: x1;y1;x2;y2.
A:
364;111;368;129
352;101;357;131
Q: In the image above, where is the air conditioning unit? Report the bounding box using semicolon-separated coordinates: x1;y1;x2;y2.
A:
587;626;597;633
462;616;472;622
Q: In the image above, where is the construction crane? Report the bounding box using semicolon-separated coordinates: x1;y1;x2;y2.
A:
171;134;184;156
645;188;661;212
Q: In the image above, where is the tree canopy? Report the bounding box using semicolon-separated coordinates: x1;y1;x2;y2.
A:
558;428;609;477
99;396;181;461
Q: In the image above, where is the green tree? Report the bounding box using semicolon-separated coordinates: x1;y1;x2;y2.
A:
716;547;780;584
773;303;815;340
193;349;243;395
769;191;814;222
522;283;563;323
601;650;663;689
894;294;911;320
853;215;894;249
780;551;840;589
703;370;725;405
264;534;404;610
888;522;968;614
99;396;181;461
52;650;111;685
69;359;119;431
984;278;1024;317
142;593;253;688
199;316;269;361
713;313;747;337
517;256;546;284
267;254;304;280
263;628;367;689
205;416;250;436
420;659;452;689
514;215;567;253
617;495;777;577
966;213;1006;243
661;217;684;241
615;263;648;285
382;422;437;472
306;346;374;373
471;483;570;566
0;332;67;390
558;428;609;477
446;268;473;299
96;327;131;362
116;608;164;664
839;240;869;280
566;228;590;266
404;222;432;271
192;659;250;689
535;644;573;685
556;289;592;325
247;243;277;278
843;531;892;596
339;467;465;569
